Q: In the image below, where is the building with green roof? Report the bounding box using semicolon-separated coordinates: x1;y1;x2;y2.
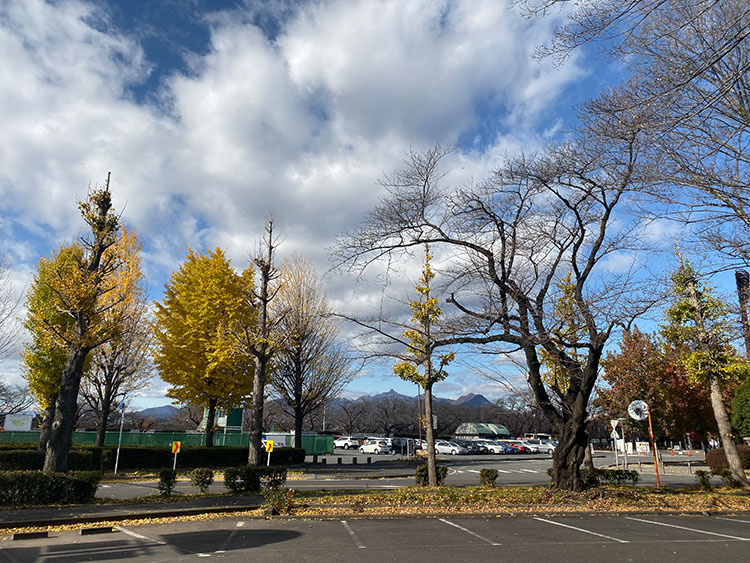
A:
453;422;511;440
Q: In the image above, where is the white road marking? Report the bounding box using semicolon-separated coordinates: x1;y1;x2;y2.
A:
713;516;750;525
341;520;366;549
625;517;750;541
534;518;629;543
215;521;245;553
519;469;538;473
114;526;165;545
496;469;510;473
439;518;501;545
467;469;480;474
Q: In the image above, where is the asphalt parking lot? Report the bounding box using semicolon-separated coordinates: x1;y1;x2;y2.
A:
2;514;748;562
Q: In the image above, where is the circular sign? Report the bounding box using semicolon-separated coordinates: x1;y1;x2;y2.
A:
628;400;649;421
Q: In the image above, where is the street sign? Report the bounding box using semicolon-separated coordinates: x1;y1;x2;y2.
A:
628;400;649;421
265;440;274;453
172;441;181;454
610;419;620;430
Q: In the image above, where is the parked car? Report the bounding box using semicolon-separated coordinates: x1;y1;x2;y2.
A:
359;439;390;454
474;439;511;454
334;436;359;449
453;439;484;454
521;438;556;454
504;440;532;454
434;440;467;455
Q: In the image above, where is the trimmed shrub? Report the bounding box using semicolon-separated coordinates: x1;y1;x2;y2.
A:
158;469;177;496
580;468;640;486
261;466;288;491
479;468;499;487
0;471;101;506
263;488;295;515
705;446;750;471
223;466;288;493
0;449;43;470
190;468;214;493
415;464;448;486
694;470;712;490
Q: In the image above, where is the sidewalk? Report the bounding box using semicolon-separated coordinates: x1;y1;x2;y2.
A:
0;494;264;530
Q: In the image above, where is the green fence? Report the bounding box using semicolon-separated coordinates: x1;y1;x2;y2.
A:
0;431;333;454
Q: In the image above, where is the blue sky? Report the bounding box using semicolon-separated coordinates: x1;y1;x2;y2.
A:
0;0;638;409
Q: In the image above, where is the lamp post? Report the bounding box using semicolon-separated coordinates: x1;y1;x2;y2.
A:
114;402;125;474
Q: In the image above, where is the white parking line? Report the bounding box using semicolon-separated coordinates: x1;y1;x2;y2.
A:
439;518;501;545
713;516;750;525
114;526;166;545
519;469;538;473
624;517;750;541
496;469;510;473
341;520;366;549
533;518;629;543
215;521;244;553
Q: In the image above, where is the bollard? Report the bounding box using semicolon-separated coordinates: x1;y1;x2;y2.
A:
337;457;343;465
352;457;357;465
688;461;692;474
312;454;318;464
322;458;327;465
639;461;642;473
367;456;372;464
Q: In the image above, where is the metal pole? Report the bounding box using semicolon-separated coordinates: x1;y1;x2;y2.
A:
647;407;661;488
114;402;125;474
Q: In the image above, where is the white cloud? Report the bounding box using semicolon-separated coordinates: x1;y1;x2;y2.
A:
0;0;589;401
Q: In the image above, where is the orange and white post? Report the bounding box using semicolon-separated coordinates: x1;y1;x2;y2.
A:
266;439;274;466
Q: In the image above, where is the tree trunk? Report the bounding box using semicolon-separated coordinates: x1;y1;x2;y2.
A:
549;420;589;491
423;383;438;487
44;348;89;473
583;434;594;470
95;396;112;447
707;373;749;486
37;395;57;453
248;356;267;465
294;404;303;449
205;398;217;448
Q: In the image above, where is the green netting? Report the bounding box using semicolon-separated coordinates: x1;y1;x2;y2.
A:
0;431;334;454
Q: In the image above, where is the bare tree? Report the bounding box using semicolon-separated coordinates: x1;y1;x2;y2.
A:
337;140;656;490
270;254;355;448
235;219;282;465
524;1;750;266
0;381;34;418
80;297;152;446
175;403;204;431
0;253;20;362
330;401;369;435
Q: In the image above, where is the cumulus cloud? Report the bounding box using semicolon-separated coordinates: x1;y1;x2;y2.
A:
0;0;587;397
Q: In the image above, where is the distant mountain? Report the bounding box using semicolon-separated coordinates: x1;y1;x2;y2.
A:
349;389;492;407
454;393;493;408
138;405;179;419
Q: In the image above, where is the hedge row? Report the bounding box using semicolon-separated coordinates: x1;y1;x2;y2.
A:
224;466;288;493
0;446;305;471
0;471;101;506
706;445;750;471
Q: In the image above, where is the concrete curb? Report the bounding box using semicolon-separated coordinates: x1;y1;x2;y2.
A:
0;503;264;530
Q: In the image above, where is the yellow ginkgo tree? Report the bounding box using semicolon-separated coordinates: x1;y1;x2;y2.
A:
81;227;152;447
153;248;255;447
393;245;453;486
24;180;123;472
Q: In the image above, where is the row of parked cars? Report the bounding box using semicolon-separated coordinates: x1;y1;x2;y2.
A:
333;435;557;455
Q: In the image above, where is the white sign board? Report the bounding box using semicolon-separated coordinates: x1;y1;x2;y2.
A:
635;441;650;453
3;414;33;432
